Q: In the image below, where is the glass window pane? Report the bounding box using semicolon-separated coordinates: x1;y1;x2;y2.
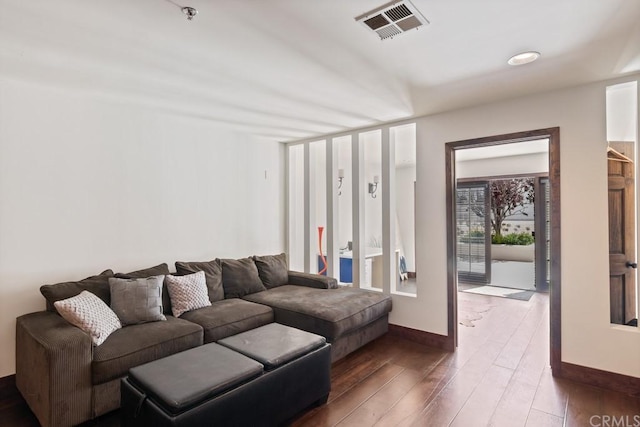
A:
335;136;353;286
392;124;417;295
288;145;304;272
361;130;382;290
309;140;326;274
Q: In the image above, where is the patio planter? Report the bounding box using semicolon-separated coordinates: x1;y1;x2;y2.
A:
491;243;535;262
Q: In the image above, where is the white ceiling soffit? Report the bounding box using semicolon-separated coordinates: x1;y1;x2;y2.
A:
355;0;429;41
456;139;549;162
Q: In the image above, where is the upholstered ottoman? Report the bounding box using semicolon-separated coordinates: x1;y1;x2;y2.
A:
121;324;331;426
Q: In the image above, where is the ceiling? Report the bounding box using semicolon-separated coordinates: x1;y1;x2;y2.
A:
1;0;639;143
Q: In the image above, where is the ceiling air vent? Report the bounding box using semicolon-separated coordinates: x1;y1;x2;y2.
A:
355;0;429;41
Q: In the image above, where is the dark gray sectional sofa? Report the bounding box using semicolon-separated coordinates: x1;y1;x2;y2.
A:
15;254;392;427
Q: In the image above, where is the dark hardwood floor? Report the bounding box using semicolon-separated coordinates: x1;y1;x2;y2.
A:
3;291;640;426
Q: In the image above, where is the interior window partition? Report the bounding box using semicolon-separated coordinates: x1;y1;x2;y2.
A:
287;121;418;296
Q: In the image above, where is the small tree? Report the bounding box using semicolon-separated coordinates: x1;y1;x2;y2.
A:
489;178;534;241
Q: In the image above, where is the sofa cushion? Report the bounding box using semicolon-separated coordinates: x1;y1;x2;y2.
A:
109;275;166;326
115;263;172;314
242;285;392;341
40;269;114;312
175;260;224;302
92;315;203;385
165;271;211;317
220;258;266;298
54;290;122;346
179;299;274;343
253;253;288;289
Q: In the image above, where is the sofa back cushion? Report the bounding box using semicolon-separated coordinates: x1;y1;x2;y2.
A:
40;269;114;312
253;253;288;289
115;263;172;314
109;275;167;326
220;258;266;298
174;260;224;302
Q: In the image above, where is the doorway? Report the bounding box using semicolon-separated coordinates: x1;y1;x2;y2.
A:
445;128;561;372
456;174;550;294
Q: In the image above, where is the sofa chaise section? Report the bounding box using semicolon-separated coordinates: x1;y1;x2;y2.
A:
244;280;392;361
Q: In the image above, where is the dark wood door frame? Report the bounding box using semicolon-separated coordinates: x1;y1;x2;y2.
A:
445;127;562;373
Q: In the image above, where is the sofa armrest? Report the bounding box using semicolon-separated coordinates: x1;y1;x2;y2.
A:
16;311;93;427
287;271;338;289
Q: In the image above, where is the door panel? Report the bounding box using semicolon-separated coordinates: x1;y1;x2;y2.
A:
535;177;550;291
608;142;636;325
456;182;491;284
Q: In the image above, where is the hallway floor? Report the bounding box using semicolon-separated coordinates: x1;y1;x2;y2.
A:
294;291;640;426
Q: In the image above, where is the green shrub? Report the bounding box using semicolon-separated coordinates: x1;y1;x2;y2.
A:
469;230;485;238
492;232;534;245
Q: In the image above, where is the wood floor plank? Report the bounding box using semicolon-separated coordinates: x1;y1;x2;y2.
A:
601;387;640;417
531;366;571;418
291;363;404;427
493;297;546;371
329;351;394;403
373;362;459;427
337;368;426;427
408;339;506;426
524;408;564;427
509;304;549;388
564;382;603;427
449;364;514;427
489;378;538;427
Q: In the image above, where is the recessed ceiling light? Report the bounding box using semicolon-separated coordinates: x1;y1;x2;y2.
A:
508;51;540;66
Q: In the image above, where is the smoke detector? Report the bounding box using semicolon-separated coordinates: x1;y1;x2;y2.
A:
355;0;429;41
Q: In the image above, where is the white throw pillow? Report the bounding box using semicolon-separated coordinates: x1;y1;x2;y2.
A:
54;290;122;346
165;271;211;317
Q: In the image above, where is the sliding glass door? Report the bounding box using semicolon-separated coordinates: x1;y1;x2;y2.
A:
456;182;491;283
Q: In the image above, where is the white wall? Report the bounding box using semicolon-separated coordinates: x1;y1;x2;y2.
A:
390;74;640;378
456;152;549;178
607;81;637;142
0;78;285;377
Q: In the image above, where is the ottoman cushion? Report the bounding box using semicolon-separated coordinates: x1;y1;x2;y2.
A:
128;343;263;414
218;323;326;370
242;285;392;341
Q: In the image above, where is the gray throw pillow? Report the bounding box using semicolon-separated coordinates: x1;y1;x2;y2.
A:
109;275;167;326
40;269;114;313
115;263;172;314
175;260;224;302
220;258;266;299
253;253;288;289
